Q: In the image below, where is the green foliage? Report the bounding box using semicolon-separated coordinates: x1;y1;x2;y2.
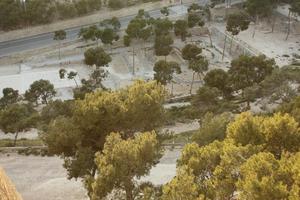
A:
78;25;99;42
290;0;300;15
246;0;276;18
40;100;74;125
188;3;203;13
100;28;115;44
0;0;102;30
154;18;173;35
226;12;250;36
124;35;131;46
260;66;300;103
90;131;161;200
0;88;19;108
0;0;23;30
25;0;55;25
160;7;169;16
154;34;174;57
227;112;266;146
227;112;300;156
56;2;77;20
153;60;181;85
126;17;147;39
237;152;300;200
108;0;124;9
73;69;107;99
165;105;300;199
84;47;112;67
161;166;200;200
43;80;165;182
279;95;300;123
204;69;231;98
188;56;209;75
192;86;222;114
110;16;121;30
188;12;203;28
53;30;66;41
229;55;276;91
174;20;189;41
182;44;202;61
24;79;56;105
192;112;233;146
0;104;38;146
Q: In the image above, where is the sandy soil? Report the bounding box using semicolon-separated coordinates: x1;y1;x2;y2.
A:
162;120;199;135
0;32;226;98
0;149;181;200
0;154;88;200
213;13;300;67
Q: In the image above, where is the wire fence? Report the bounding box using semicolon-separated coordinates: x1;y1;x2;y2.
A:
210;26;263;58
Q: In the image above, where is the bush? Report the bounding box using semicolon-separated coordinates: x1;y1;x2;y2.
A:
108;0;125;9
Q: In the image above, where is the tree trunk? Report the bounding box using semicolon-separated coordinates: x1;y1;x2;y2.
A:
252;15;259;38
171;81;174;96
229;35;234;54
125;183;134;200
271;13;276;33
190;72;195;94
59;40;61;60
285;10;291;41
74;78;78;87
222;33;228;60
132;47;135;75
14;132;19;147
208;28;213;47
246;99;250;110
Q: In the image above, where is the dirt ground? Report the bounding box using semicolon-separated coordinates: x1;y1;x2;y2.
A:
0;29;228;99
0;154;88;200
0;149;181;200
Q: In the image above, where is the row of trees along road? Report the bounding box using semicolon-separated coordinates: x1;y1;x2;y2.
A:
0;0;102;30
0;0;160;30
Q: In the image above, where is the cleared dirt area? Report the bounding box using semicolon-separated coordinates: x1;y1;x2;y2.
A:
0;30;227;98
0;154;88;200
0;149;181;200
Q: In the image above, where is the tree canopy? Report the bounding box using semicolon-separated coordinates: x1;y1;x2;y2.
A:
84;47;112;68
153;60;181;85
89;131;161;200
25;79;56;105
43;80;166;190
0;104;38;146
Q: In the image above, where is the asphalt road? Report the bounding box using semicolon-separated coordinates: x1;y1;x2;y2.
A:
0;0;243;58
0;8;175;58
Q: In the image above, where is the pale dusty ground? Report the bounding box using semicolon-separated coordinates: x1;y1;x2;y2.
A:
162;120;200;135
0;154;88;200
213;7;300;67
0;149;181;200
0;32;225;98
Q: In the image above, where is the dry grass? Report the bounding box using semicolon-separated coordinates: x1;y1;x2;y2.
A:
0;167;23;200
